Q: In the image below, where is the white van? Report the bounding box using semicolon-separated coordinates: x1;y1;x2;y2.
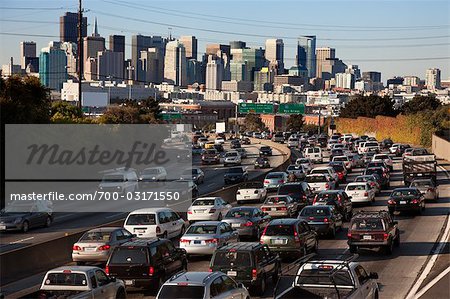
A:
124;208;186;239
98;168;139;193
303;147;323;163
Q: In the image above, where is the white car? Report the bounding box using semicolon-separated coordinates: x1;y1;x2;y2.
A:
332;155;353;171
295;158;313;173
287;137;299;148
305;174;335;193
214;137;225;145
223;150;242;166
98;169;139;193
310;166;339;185
345;182;376;204
360;141;380;154
390;143;401;155
187;197;232;222
373;154;394;171
124;208;186;239
303;147;323;163
236;181;267;204
139;166;167;182
263;172;289;191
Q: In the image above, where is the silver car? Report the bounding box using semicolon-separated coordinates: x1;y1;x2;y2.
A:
410;179;439;201
261;195;298;218
264;172;289;191
157;271;250;299
72;227;134;264
286;164;306;180
179;221;239;255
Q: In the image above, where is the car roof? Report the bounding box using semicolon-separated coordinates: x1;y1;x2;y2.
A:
216;242;262;252
392;187;418;191
190;221;222;226
346;182;367;186
84;227;121;233
129;207;172;214
47;266;102;273
121;238;161;247
166;271;223;285
269;218;299;225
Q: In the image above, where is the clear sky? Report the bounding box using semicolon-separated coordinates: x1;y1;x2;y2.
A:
1;0;449;82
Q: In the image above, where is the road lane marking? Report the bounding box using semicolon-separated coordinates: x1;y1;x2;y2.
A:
9;237;34;244
105;212;127;219
415;265;450;298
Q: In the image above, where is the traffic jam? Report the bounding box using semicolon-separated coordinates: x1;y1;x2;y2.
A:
8;131;440;299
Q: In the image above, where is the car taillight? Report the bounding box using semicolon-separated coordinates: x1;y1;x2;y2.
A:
260;227;268;242
72;245;81;251
206;238;218;244
309;216;315;220
337;195;342;203
294;231;300;243
264;180;269;184
364;192;368;196
370;182;376;187
312;195;317;204
244;221;253;227
149;266;154;276
411;199;420;204
347;233;352;238
98;245;111;251
388;199;395;205
383;233;389;240
277;207;287;211
105;266;109;274
156;226;161;234
252;269;257;280
325;183;329;189
209;208;216;213
180;239;190;244
279;180;285;183
208;268;213;272
188;210;193;214
323;218;329;223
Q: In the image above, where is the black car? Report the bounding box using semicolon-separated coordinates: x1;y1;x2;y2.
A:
364;167;389;188
381;138;394;150
241;137;251;145
106;238;187;290
230;140;242;149
224;166;248;184
367;161;390;174
213;143;224;152
210;242;281;296
222;207;271;240
298;205;343;238
312;190;353;221
277;182;314;212
259;146;273;156
0;201;53;233
254;157;270;169
388;188;426;215
317;137;328;148
330;148;344;159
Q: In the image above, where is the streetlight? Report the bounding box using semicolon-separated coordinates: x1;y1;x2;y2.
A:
106;75;113;105
126;63;134;101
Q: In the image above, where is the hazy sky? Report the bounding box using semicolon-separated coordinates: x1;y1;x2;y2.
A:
1;0;449;82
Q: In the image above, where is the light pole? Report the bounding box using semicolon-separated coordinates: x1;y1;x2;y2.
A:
318;106;321;135
126;63;134;101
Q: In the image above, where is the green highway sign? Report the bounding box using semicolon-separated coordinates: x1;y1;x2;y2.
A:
162;113;182;120
238;103;274;114
278;103;305;114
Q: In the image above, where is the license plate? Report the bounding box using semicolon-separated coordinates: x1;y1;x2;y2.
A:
84;247;96;252
227;271;237;276
244;196;250;199
363;235;372;240
194;240;201;244
232;223;241;228
273;239;285;245
400;201;407;204
135;229;145;233
125;280;133;286
271;208;277;211
0;225;6;230
195;210;205;213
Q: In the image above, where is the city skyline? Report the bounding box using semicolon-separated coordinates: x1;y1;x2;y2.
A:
0;0;449;81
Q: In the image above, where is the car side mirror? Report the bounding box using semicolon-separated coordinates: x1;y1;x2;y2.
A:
237;282;245;289
109;276;117;282
131;234;137;238
369;272;379;279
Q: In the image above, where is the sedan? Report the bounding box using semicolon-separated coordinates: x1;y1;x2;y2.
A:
305;174;335;193
354;175;380;195
261;195;298;218
254;157;270;169
222;207;271;240
264;172;289;191
72;227;134;265
388;188;426;215
179;221;239;255
187;197;232;222
0;201;53;233
298;206;343;238
410;179;439;201
259;146;273;156
236;181;267;204
286;164;306;180
295;158;313;173
180;167;205;185
345;182;376;205
224;167;248;184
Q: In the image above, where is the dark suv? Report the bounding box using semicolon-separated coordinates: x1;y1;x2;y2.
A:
210;242;281;296
347;211;400;255
312;190;353;221
106;238;187;290
277;182;314;212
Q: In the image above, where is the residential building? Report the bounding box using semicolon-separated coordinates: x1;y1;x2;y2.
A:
164;40;187;87
426;68;441;90
296;35;316;78
221;80;253;92
179;36;198;60
403;76;420;87
60;12;87;44
39;41;67;90
265;39;284;74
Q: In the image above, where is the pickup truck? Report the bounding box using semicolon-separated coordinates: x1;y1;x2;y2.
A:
275;259;379;299
39;266;126;299
402;154;436;185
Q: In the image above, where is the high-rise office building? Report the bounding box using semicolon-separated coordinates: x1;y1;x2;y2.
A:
20;41;36;69
206;56;223;91
97;50;124;81
230;41;246;50
362;71;382;83
140;47;164;84
61;42;77;78
179;36;198;60
254;67;274;92
230;61;247;82
346;65;361;80
187;59;203;85
316;47;335;79
109;35;125;54
132;35;166;81
403;76;420;87
39;41;67;90
426;68;441;90
83;18;105;60
335;73;355;89
296;36;316;78
164;40;187;87
60;12;87;44
206;44;231;58
237;48;265;82
265;39;284;74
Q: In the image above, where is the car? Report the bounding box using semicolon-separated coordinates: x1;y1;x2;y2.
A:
354;175;381;195
163;179;199;201
277;182;314;210
259;146;273;156
312;190;353;221
39;266;126;299
287;137;300;148
213;143;224;152
348;211;400;255
372;154;394;171
72;227;134;265
179;221;239;255
224;150;242;166
235;147;248;159
298;205;343;238
286;164;306;180
381;138;394;150
215;137;225;145
272;132;284;143
410;178;439;201
345;182;376;205
253;132;262;139
124;208;186;239
263;172;289;191
367;161;391;175
177;149;192;162
156;271;250;299
327;139;338;150
204;141;216;150
407;148;430;157
0;201;53;233
192;144;203;155
99;168;139;193
295;158;313;173
305;174;335;193
364;167;390;189
260;219;318;259
332;155;353;171
254;156;270;168
210;243;281;295
224;166;248;184
180;167;205;185
402;147;415;158
309;166;339;185
330;148;344;160
348;153;365;168
261;195;298;218
303;147;323;163
222;207;271;240
202;149;220;164
188;197;232;222
106;238;187;290
230;139;242;149
241;137;251;145
358;141;380;154
389;143;402;155
236;181;267;204
139;167;167;186
328;161;347;183
198;137;209;147
387;188;426;215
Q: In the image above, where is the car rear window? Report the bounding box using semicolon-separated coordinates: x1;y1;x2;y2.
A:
351;218;384;230
142;169;159;175
266;196;289;204
265;224;295;236
110;247;148;264
300;207;331;216
306;175;327;183
331;165;345;172
44;273;87;286
365;168;382;176
102;174;124;182
346;184;366;191
204;150;217;155
212;251;252;267
316;193;338;202
227;168;243;174
158;285;205;298
376;155;389;160
240;181;263;189
226;152;238;157
186;225;217;234
278;184;303;195
411;181;433;188
365;142;378;147
193;199;215;206
126;214;156;225
391;189;420;197
266;173;283;179
296;269;353;286
80;231;111;242
226;209;253;218
334;157;347;162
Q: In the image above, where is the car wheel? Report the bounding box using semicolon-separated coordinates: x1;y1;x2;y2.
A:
217;213;222;221
44;216;52;228
115;288;126;299
22;221;29;233
256;275;266;296
349;245;358;254
162;231;168;239
178;225;185;238
272;263;281;284
394;233;400;247
329;227;336;239
384;241;394;255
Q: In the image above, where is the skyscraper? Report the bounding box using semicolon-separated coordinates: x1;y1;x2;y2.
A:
362;71;382;83
97;50;124;81
140;47;164;84
265;39;284;74
230;61;247;81
179;36;198;60
230;41;246;50
206;44;231;58
296;36;316;78
39;41;67;90
316;47;335;79
238;48;265;82
132;35;166;81
20;41;36;69
60;12;87;44
109;35;125;54
83;18;105;79
164;40;187;87
426;68;441;90
206;56;223;91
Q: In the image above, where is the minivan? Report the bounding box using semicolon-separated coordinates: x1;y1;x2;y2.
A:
98;168;139;193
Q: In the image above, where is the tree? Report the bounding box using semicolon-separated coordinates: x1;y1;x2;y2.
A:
286;114;304;132
401;95;442;115
339;95;398;119
241;113;267;132
50;101;84;123
98;106;142;124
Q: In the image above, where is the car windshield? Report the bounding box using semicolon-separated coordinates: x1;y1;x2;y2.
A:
411;181;433;188
300;207;331;216
375;155;389;160
306;176;327;183
365;168;382;176
287;165;301;171
351;218;384;230
355;176;371;182
334;157;347;162
297;159;308;164
102;174;124;182
226;152;238;157
227;168;243;174
391;189;420;197
346;184;366;191
157;285;205;299
261;146;271;151
212;251;252;267
266;173;283;179
44;273;88;286
126;214;156;225
265;196;289;204
80;231;111;242
331;165;345;172
186;225;217;234
296;268;353;286
226;209;253;218
3;203;35;213
110;247;148;264
204;150;217;155
192;199;215;206
311;169;329;175
264;224;295;236
142;169;159;175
